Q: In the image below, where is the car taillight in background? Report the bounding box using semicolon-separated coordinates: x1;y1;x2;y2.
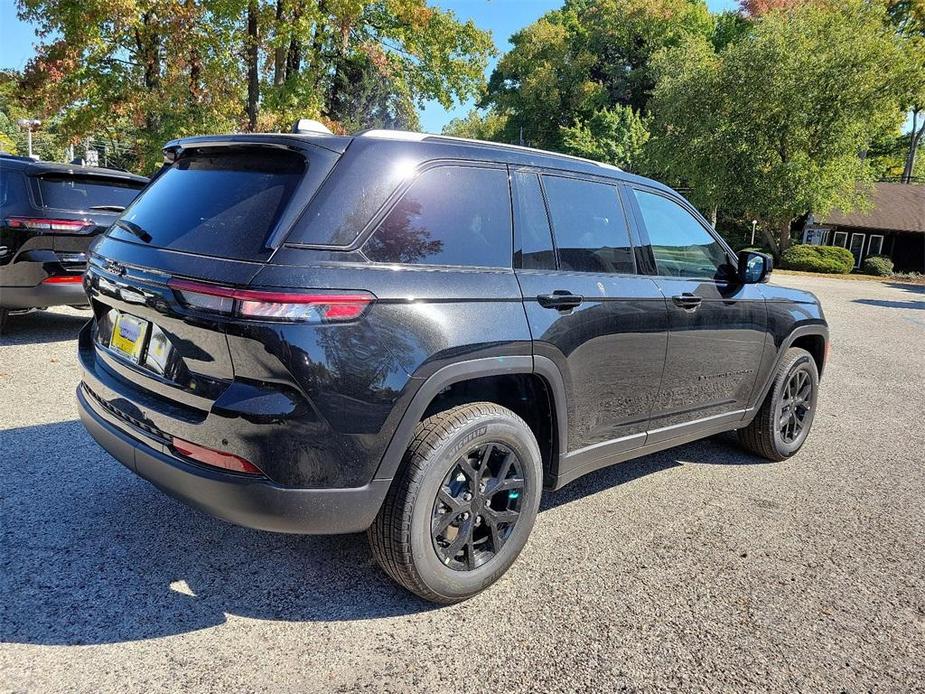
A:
167;278;375;323
6;217;95;233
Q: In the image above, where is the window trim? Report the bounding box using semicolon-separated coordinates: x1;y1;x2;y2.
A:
867;234;884;258
831;231;848;248
849;232;866;268
360;160;514;270
511;167;558;272
536;171;638;276
623;183;737;283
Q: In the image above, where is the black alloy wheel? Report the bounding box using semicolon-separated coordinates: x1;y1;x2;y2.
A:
778;366;814;444
369;402;542;603
738;347;820;461
431;442;524;571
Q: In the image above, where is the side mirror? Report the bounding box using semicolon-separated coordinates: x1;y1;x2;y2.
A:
737;250;773;284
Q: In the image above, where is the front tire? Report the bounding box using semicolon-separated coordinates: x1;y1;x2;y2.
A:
738;347;819;461
368;402;542;604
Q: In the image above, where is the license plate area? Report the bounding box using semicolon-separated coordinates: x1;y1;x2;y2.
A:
109;312;149;363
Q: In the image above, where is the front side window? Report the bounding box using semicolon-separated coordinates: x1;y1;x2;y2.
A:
364;166;512;268
633;189;729;279
541;175;634;274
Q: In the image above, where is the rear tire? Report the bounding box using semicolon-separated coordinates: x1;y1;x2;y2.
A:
738;347;819;461
0;308;8;335
368;402;542;604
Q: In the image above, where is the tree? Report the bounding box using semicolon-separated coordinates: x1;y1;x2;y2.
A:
560;105;649;171
14;0;494;171
441;109;507;140
648;0;908;255
738;0;805;16
885;1;925;182
647;36;728;219
482;0;713;150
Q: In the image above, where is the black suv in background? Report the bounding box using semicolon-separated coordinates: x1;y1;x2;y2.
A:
0;154;148;331
77;130;828;603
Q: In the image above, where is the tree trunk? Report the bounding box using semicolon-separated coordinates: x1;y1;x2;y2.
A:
761;225;780;258
135;12;161;134
187;0;202;103
246;0;259;131
286;3;305;80
709;205;718;228
274;0;286;86
902;109;924;184
777;219;793;255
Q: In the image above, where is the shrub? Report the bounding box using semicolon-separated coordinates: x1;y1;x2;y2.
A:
780;244;855;274
862;254;894;276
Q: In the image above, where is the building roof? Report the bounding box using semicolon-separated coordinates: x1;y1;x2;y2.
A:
821;183;925;233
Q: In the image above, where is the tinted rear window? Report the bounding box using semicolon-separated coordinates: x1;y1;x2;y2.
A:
364;166;512;268
38;176;143;211
112;149;305;260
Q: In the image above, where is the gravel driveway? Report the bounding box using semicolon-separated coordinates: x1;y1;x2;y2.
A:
1;275;923;692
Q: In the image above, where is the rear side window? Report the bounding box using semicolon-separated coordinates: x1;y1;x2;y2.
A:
541;175;634;274
37;176;142;211
512;171;556;271
364;166;512;268
113;149;305;260
632;189;729;279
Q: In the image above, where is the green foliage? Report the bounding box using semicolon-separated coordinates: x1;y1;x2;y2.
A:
441;109;508;140
781;244;856;274
0;70;69;160
482;0;713;150
711;10;750;50
648;0;908;253
560;105;649;170
13;0;494;171
862;254;895;275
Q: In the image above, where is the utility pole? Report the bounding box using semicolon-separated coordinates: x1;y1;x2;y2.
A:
17;119;41;158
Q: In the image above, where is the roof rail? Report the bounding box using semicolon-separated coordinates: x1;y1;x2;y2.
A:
354;129;622;171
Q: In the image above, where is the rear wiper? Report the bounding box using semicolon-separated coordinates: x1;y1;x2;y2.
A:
113;219;152;243
90;205;126;212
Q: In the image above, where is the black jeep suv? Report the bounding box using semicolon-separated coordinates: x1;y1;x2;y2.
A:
0;154;148;331
76;130;828;602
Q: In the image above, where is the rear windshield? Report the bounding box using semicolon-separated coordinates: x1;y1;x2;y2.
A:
38;176;144;211
111;148;306;260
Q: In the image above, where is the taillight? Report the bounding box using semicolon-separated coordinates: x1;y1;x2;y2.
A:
171;437;263;476
42;275;84;284
167;278;375;323
6;216;95;233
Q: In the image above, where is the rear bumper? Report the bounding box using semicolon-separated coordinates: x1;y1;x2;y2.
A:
77;383;391;534
0;280;87;309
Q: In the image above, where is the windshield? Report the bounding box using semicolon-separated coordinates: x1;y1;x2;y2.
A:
110;148;306;260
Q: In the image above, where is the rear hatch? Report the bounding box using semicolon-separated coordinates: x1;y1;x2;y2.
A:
83;137;343;406
33;172;145;258
2;165;147;280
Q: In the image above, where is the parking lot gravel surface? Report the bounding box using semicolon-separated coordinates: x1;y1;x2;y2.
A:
1;275;923;693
